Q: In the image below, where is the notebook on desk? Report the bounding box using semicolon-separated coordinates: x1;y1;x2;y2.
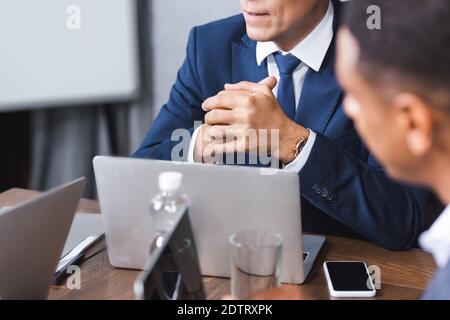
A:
62;213;104;258
54;213;104;282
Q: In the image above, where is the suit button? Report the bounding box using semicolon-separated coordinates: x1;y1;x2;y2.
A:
313;184;322;194
321;188;330;198
327;194;336;202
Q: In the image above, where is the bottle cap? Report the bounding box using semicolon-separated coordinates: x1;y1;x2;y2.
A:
158;171;183;192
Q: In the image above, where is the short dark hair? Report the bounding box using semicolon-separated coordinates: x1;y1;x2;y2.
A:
342;0;450;112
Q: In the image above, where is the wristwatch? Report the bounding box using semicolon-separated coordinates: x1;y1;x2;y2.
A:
293;129;310;159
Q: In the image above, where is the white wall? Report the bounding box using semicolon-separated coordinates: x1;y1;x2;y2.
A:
151;0;242;116
0;0;140;111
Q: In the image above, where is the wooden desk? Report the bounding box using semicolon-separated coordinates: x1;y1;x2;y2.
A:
0;188;436;300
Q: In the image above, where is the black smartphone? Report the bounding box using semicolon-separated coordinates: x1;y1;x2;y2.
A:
323;261;376;298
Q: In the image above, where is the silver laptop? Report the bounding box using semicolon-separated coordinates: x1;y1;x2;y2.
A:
0;178;85;300
94;156;325;284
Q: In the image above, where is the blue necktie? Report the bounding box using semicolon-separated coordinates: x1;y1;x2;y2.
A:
273;53;301;120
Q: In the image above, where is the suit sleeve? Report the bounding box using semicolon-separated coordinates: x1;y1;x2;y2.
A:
300;133;429;250
133;27;204;160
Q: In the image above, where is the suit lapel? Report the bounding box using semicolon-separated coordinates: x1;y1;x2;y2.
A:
232;32;342;135
294;0;344;134
231;34;268;84
294;47;343;133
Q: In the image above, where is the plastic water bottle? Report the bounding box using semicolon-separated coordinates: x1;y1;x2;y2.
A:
150;171;189;235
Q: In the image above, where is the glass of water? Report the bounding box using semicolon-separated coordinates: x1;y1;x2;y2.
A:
229;231;283;299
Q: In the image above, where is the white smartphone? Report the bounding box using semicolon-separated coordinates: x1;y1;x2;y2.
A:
323;261;376;298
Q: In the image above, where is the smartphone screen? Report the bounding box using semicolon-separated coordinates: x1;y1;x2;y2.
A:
325;261;374;292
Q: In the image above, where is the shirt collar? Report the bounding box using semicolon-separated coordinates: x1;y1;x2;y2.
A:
256;0;334;72
420;205;450;269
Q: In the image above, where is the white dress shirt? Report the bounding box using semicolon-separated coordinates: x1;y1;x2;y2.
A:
420;205;450;269
188;1;334;171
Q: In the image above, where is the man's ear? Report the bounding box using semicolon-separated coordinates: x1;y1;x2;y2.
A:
392;93;433;157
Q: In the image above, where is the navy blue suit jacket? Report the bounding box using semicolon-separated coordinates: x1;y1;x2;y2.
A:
134;9;429;249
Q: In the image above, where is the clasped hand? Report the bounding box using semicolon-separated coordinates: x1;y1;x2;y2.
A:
194;76;309;164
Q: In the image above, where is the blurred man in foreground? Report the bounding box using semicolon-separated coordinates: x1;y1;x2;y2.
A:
336;0;450;299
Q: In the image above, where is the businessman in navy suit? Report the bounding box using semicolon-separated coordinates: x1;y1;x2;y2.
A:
134;0;430;250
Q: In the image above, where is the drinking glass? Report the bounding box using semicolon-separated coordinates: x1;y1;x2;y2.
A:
229;231;283;299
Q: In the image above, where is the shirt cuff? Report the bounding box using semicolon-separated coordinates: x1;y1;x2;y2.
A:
283;130;317;173
187;125;203;163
